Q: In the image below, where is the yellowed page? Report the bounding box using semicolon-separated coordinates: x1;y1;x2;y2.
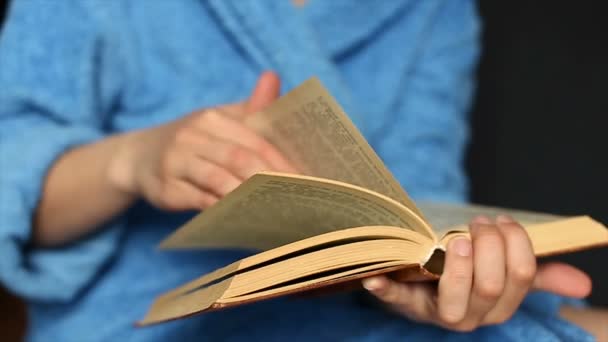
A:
418;202;565;237
223;239;421;298
526;216;608;256
161;172;434;250
420;203;608;258
140;260;410;326
140;214;608;326
218;260;409;304
138;276;233;326
157;226;431;302
141;226;433;326
437;216;608;257
245;77;423;217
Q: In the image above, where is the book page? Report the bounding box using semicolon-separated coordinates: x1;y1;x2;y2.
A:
161;172;434;250
418;202;565;237
245;77;424;219
434;215;608;258
142;226;433;325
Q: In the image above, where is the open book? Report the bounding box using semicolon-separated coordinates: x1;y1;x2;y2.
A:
139;78;608;326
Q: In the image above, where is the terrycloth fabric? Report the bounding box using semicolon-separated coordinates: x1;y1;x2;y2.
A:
0;0;592;341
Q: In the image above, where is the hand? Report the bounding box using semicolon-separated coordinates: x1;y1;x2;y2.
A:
362;215;592;332
109;72;296;211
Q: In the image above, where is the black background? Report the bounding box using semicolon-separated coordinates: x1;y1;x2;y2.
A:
468;1;608;306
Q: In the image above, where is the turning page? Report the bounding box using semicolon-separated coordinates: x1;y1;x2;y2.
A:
161;172;433;250
244;77;423;217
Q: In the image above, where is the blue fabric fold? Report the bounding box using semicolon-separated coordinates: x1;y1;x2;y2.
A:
0;123;125;301
0;0;126;302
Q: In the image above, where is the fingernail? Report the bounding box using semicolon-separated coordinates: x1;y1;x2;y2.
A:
496;214;515;224
471;215;492;224
451;238;472;257
362;277;382;291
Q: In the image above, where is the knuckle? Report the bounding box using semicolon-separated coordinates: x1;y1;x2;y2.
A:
226;145;254;169
204;165;229;186
200;108;220;125
155;184;176;209
510;263;536;284
438;309;464;326
200;164;219;182
198;194;217;209
173;126;195;144
475;280;504;301
252;140;273;159
501;223;529;241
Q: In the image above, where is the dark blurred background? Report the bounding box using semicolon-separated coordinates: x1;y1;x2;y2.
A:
0;0;606;340
1;1;26;340
467;1;608;307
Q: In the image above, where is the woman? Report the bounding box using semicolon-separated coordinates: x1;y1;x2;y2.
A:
0;1;596;340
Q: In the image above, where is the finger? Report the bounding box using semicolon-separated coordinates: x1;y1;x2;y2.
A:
212;72;280;120
467;221;506;323
214;103;247;120
471;215;492;225
197;110;297;173
180;132;274;180
169;179;219;209
246;71;281;114
483;215;536;324
533;262;592;298
362;276;433;321
180;157;242;197
437;237;473;325
152;179;219;211
362;276;398;302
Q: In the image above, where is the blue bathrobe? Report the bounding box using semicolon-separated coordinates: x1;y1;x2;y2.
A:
0;0;592;340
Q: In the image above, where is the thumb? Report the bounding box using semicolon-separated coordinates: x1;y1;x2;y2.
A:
363;276;420;309
533;262;592;298
246;71;281;115
362;276;435;321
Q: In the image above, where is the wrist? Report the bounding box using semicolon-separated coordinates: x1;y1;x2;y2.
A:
106;131;142;199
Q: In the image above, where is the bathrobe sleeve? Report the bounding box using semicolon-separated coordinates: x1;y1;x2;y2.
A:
0;0;126;302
